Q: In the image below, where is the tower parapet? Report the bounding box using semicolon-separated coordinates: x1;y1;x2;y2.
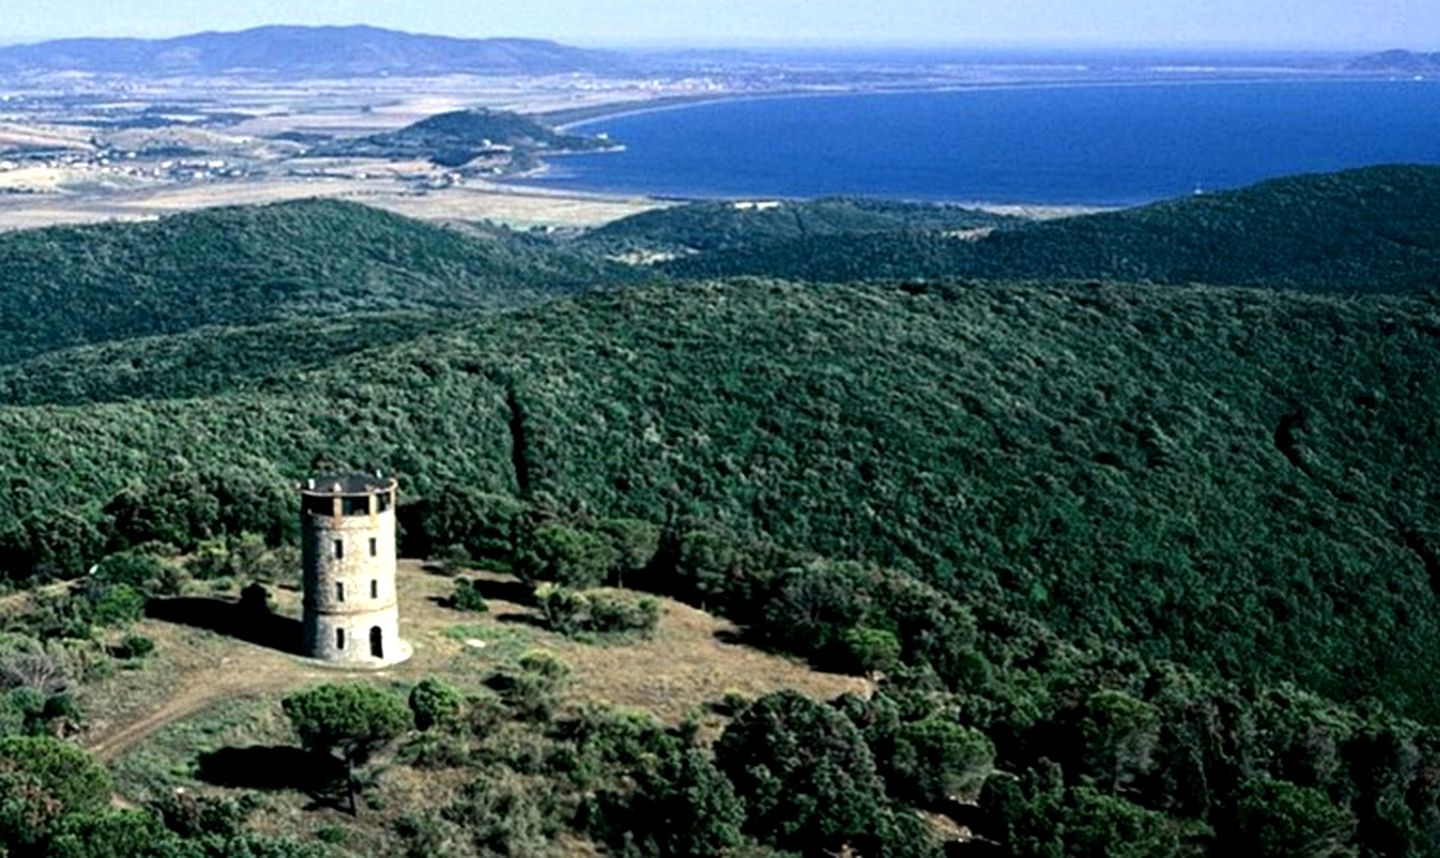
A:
299;473;405;666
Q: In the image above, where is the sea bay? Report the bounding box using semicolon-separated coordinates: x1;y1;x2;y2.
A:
525;80;1440;205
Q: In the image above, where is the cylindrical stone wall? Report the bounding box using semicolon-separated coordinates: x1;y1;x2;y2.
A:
299;476;403;665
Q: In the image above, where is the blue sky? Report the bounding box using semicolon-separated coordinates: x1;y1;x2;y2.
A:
0;0;1433;49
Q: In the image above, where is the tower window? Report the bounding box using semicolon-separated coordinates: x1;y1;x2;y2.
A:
336;582;345;602
336;628;346;650
369;537;377;557
334;539;344;559
371;579;378;599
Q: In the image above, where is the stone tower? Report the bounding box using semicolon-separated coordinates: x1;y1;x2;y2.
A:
299;474;405;666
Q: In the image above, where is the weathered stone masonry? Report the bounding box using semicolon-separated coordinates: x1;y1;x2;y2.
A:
299;474;405;666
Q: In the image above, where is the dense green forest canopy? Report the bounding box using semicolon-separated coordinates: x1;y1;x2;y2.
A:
580;196;1013;255
2;278;1438;723
0;198;636;365
656;165;1440;292
5;167;1440;854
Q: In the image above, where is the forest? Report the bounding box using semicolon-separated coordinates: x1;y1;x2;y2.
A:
1;167;1439;856
659;166;1440;292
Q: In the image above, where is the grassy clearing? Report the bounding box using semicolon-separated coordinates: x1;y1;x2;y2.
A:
94;559;869;848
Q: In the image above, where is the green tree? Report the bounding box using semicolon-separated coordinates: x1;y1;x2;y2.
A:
889;717;994;805
981;769;1184;858
714;691;886;853
672;528;739;609
1080;689;1162;792
1232;778;1356;857
597;518;661;587
416;487;525;563
838;626;902;675
516;525;617;588
281;684;411;815
409;677;464;732
0;737;112;849
45;809;168;858
592;744;745;856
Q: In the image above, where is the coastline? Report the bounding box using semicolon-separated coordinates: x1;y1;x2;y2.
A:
545;70;1386;133
490;163;1113;221
520;73;1438;216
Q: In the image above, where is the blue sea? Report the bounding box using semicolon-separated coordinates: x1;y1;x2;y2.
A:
523;80;1440;206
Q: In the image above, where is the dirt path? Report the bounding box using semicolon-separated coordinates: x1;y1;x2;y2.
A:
87;660;308;763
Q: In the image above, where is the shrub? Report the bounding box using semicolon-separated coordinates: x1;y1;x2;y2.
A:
0;736;113;847
403;731;471;770
587;593;660;636
86;583;145;627
449;578;489;613
535;583;589;636
436;776;560;857
92;552;168;590
486;653;568;723
409;677;464;732
518;650;568;680
715;689;752;716
148;792;254;840
316;824;349;844
535;584;660;638
112;635;155;660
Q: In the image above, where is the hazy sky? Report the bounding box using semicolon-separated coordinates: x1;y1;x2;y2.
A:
0;0;1433;50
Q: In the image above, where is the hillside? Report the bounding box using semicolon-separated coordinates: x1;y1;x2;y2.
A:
1349;49;1440;73
2;279;1438;716
320;108;612;168
660;165;1440;292
0;198;635;365
0;25;630;77
580;197;1014;255
2;277;1440;853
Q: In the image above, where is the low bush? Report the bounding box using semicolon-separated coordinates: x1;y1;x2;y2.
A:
535;584;659;638
449;579;489;613
112;635;155;660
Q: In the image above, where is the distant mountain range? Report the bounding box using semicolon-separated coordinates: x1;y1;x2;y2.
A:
0;25;631;77
1348;49;1440;73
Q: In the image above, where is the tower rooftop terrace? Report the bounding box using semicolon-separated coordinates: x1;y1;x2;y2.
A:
298;473;397;497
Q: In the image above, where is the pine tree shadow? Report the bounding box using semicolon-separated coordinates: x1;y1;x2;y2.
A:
146;584;302;655
471;576;536;606
196;746;347;809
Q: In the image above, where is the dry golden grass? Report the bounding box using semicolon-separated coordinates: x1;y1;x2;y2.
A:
85;559;868;766
82;560;867;853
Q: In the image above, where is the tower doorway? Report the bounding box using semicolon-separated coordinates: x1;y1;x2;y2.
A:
370;626;384;659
